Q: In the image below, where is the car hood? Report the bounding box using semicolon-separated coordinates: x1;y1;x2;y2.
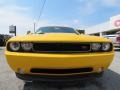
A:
8;33;111;42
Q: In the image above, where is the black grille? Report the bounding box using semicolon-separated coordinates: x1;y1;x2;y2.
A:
30;68;93;74
33;43;90;53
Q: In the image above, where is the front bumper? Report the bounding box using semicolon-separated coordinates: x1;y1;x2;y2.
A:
5;51;114;75
16;72;103;82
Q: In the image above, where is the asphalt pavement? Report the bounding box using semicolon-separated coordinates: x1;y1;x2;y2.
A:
0;47;120;90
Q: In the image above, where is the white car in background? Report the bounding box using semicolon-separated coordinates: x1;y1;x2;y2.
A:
104;31;120;49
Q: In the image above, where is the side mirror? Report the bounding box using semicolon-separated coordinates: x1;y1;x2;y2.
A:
27;31;32;34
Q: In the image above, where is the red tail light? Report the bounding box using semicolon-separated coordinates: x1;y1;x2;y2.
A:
117;36;120;42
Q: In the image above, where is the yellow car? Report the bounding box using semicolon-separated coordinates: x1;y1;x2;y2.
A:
5;26;114;82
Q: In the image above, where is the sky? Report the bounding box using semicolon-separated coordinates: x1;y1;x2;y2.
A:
1;0;120;35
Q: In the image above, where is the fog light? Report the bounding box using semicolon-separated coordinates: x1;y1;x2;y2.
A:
18;68;24;74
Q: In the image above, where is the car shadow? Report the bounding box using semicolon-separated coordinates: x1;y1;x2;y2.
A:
23;70;120;90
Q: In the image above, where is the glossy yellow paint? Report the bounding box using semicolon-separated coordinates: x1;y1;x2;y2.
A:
8;33;111;43
5;33;114;75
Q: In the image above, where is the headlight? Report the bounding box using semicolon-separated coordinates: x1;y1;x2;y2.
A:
21;42;33;51
91;43;101;51
102;43;111;51
9;42;20;51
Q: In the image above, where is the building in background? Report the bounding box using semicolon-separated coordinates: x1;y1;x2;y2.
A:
85;14;120;36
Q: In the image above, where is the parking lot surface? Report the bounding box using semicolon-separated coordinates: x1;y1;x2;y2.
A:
0;47;120;90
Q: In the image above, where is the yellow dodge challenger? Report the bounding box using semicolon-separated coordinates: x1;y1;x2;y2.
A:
5;26;114;82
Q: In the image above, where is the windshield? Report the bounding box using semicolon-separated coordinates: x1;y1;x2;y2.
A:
35;26;78;34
